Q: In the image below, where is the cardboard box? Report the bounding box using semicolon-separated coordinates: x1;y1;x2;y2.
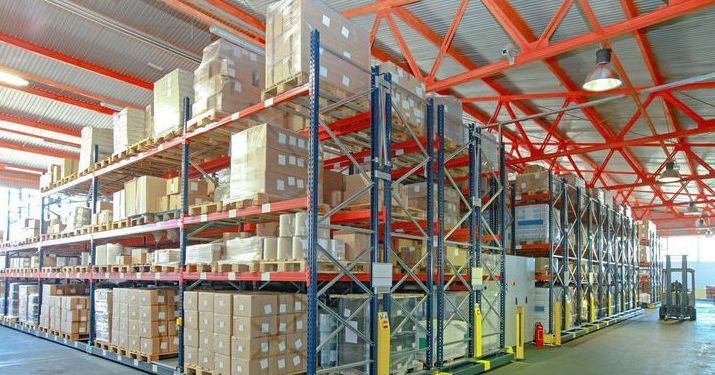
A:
232;293;277;317
231;357;272;375
231;336;270;359
185;329;200;348
200;313;215;332
214;314;232;333
228;123;308;202
215;353;232;374
185;346;199;365
213;333;231;356
515;204;561;245
141;337;171;355
78;127;113;172
184;291;199;311
199;292;215;313
124;176;167;216
113;108;146;154
213;293;233;315
199;347;215;371
332;230;370;262
154;69;194;138
232;316;277;337
265;0;370;98
185;310;199;330
200;331;214;351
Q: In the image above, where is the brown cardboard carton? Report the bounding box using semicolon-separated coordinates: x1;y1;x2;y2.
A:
185;328;200;348
200;313;214;332
232;316;277;337
213;292;233;315
213;333;231;356
277;294;293;314
184;291;199;311
132;288;177;306
185;346;199;366
199;292;215;313
199;330;214;351
141;337;171;355
286;332;306;353
332;230;370;261
125;176;167;215
273;356;290;375
231;336;271;360
232;293;278;317
231;357;272;375
288;353;306;373
271;335;289;355
128;335;141;352
278;314;295;334
214;314;232;333
185;310;199;330
215;353;231;374
199;348;215;371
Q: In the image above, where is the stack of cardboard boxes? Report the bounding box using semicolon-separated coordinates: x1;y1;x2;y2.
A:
40;291;90;338
265;0;370;99
20;219;40;240
404;182;461;228
161;177;214;212
78;127;113;173
184;291;307;374
95;289;113;344
193;39;263;118
153;69;194;138
18;284;38;324
228;123;308;203
112;288;179;356
113;108;146;155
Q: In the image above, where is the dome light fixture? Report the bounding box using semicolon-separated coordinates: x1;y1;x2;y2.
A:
0;70;29;87
582;48;622;92
684;201;700;216
658;161;681;183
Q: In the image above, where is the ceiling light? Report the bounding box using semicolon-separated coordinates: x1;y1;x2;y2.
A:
582;48;622;92
684;201;700;216
0;71;29;87
658;161;681;183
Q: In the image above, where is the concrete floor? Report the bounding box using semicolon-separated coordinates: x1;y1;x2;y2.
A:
0;326;144;375
0;302;713;374
491;301;715;375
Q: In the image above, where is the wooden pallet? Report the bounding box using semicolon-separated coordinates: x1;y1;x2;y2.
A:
185;263;215;273
61;266;75;273
187;108;229;131
223;193;269;209
20;321;36;330
110;265;135;273
188;201;223;216
1;316;18;323
129;264;152;272
126;350;177;363
150;264;179;272
94;340;111;351
184;365;223;375
111;219;130;230
155;210;181;221
258;260;369;273
109;345;129;357
214;262;259;273
93;266;111;272
128;214;158;226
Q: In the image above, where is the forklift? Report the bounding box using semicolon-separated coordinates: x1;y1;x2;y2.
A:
659;255;696;321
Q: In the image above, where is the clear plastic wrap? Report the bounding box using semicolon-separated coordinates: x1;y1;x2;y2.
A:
265;0;370;95
95;289;113;343
78;127;113;172
186;243;223;265
228;123;308;202
224;237;263;262
18;284;38;323
113;108;146;154
153;249;180;266
153;69;194;137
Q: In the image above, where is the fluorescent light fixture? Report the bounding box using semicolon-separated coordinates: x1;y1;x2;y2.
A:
684;201;700;216
5;166;43;175
658;161;681;183
0;71;29;87
583;48;622;92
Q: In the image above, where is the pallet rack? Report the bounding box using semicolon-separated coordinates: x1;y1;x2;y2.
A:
0;31;511;375
513;175;643;344
639;226;663;307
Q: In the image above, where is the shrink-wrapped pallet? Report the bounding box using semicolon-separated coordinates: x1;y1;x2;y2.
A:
186;243;223;265
228;123;308;202
78;127;113;172
95;288;113;343
265;0;370;96
153;69;194;137
113;108;146;154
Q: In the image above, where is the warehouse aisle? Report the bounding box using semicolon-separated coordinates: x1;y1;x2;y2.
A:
0;326;143;374
491;301;715;375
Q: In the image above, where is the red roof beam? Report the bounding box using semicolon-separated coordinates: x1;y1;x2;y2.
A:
0;140;78;160
0;32;152;90
204;0;265;32
5;85;115;115
427;0;715;92
342;0;421;18
0;116;81;146
0;65;141;111
0;171;39;189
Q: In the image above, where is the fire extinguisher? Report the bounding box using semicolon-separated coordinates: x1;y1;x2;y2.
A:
534;322;544;348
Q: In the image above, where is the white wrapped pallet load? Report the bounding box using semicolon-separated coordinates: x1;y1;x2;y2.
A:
224;237;263;263
78;127;113;172
265;0;370;97
95;288;112;343
153;69;194;138
113;108;146;154
186;243;223;265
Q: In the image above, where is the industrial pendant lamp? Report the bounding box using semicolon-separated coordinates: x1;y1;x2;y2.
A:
658;161;681;183
582;48;622;92
0;70;29;87
684;201;700;216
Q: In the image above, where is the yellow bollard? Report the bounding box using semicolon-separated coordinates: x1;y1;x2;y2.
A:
377;312;390;375
474;305;482;358
515;306;524;360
